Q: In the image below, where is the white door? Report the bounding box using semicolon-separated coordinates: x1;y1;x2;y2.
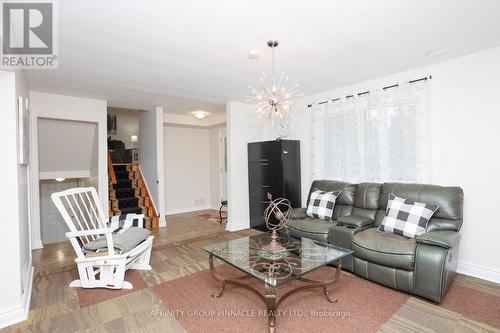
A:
219;129;228;201
40;179;80;244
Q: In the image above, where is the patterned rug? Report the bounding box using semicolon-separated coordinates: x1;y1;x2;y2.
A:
15;226;500;333
197;212;221;224
153;265;410;333
149;264;500;333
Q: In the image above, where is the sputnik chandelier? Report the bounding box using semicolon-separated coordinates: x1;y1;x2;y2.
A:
247;40;302;126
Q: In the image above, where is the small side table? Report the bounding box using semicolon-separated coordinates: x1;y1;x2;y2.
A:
218;200;228;224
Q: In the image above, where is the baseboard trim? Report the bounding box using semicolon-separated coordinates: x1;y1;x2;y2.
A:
165;205;212;216
32;239;43;250
0;264;33;329
0;305;26;329
22;264;34;320
225;221;249;232
457;261;500;284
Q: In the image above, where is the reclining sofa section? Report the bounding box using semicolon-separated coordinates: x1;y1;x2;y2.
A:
288;180;464;303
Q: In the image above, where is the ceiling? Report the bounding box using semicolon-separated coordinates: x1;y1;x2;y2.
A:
27;0;500;114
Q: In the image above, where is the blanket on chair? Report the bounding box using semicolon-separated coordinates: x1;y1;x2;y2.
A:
83;227;151;254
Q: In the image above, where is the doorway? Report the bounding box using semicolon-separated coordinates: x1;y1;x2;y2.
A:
37;118;98;245
40;178;84;244
219;128;227;202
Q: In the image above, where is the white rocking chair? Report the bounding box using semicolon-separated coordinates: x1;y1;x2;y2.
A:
51;187;154;289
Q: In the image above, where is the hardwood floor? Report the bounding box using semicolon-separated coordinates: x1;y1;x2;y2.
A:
3;210;499;333
3;210;260;333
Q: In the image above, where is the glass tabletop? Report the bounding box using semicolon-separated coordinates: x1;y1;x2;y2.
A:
202;232;353;288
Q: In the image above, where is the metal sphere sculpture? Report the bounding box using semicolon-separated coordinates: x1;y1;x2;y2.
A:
262;193;292;254
264;193;292;232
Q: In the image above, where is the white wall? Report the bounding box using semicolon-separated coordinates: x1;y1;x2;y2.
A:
107;107;139;149
15;71;32;318
227;46;500;283
164;125;210;214
138;107;165;226
302;46;500;282
0;70;33;328
209;126;224;208
164;112;226;127
29;92;108;249
37;119;98;179
225;102;310;231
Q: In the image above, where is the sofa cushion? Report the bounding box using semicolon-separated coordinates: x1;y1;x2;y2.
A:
288;218;333;235
337;215;373;228
380;183;463;222
306;189;341;221
378;193;439;238
83;227;151;254
354;183;382;210
352;228;417;270
376;183;464;232
307;180;356;221
307;180;356;206
289;208;307;219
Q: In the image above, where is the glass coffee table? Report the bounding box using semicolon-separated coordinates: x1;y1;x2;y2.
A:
202;233;352;333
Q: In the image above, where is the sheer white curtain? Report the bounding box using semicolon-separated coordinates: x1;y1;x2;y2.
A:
310;81;429;183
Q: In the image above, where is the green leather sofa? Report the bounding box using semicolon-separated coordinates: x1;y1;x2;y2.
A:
287;180;464;303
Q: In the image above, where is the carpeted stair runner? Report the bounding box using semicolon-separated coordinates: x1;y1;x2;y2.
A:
109;164;151;226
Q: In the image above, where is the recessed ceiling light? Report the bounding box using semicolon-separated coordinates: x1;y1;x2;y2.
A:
192;111;209;119
55;177;66;182
427;45;459;57
248;49;259;59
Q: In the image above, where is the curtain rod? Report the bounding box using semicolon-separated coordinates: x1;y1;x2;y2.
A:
307;75;431;108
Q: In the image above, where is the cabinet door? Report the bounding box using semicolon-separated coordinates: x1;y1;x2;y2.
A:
248;161;282;184
249;198;268;227
249;180;283;201
250;215;266;228
249;198;285;228
248;141;282;162
282;140;302;207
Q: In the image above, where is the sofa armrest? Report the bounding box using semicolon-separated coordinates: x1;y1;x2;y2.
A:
336;215;373;228
416;231;461;249
287;208;308;219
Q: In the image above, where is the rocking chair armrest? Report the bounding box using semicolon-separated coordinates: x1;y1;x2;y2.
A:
108;214;146;234
134;214;145;228
65;228;114;238
67;228;116;256
123;214;145;230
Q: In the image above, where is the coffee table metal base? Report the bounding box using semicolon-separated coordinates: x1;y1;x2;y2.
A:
208;254;343;333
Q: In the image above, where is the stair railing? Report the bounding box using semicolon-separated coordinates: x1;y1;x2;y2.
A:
133;162;159;228
108;151;117;185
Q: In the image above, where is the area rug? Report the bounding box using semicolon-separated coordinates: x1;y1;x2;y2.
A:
152;264;409;333
75;270;148;308
197;212;221;224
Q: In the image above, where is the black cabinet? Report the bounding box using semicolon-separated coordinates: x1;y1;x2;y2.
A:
248;140;301;229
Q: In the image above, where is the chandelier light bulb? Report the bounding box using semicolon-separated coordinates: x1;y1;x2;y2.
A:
245;40;302;127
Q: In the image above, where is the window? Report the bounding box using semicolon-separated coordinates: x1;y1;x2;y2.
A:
310;81;429;183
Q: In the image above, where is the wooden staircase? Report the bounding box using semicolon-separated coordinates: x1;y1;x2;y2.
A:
108;152;159;228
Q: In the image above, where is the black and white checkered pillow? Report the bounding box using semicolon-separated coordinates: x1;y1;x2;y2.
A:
378;193;439;238
306;188;341;221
